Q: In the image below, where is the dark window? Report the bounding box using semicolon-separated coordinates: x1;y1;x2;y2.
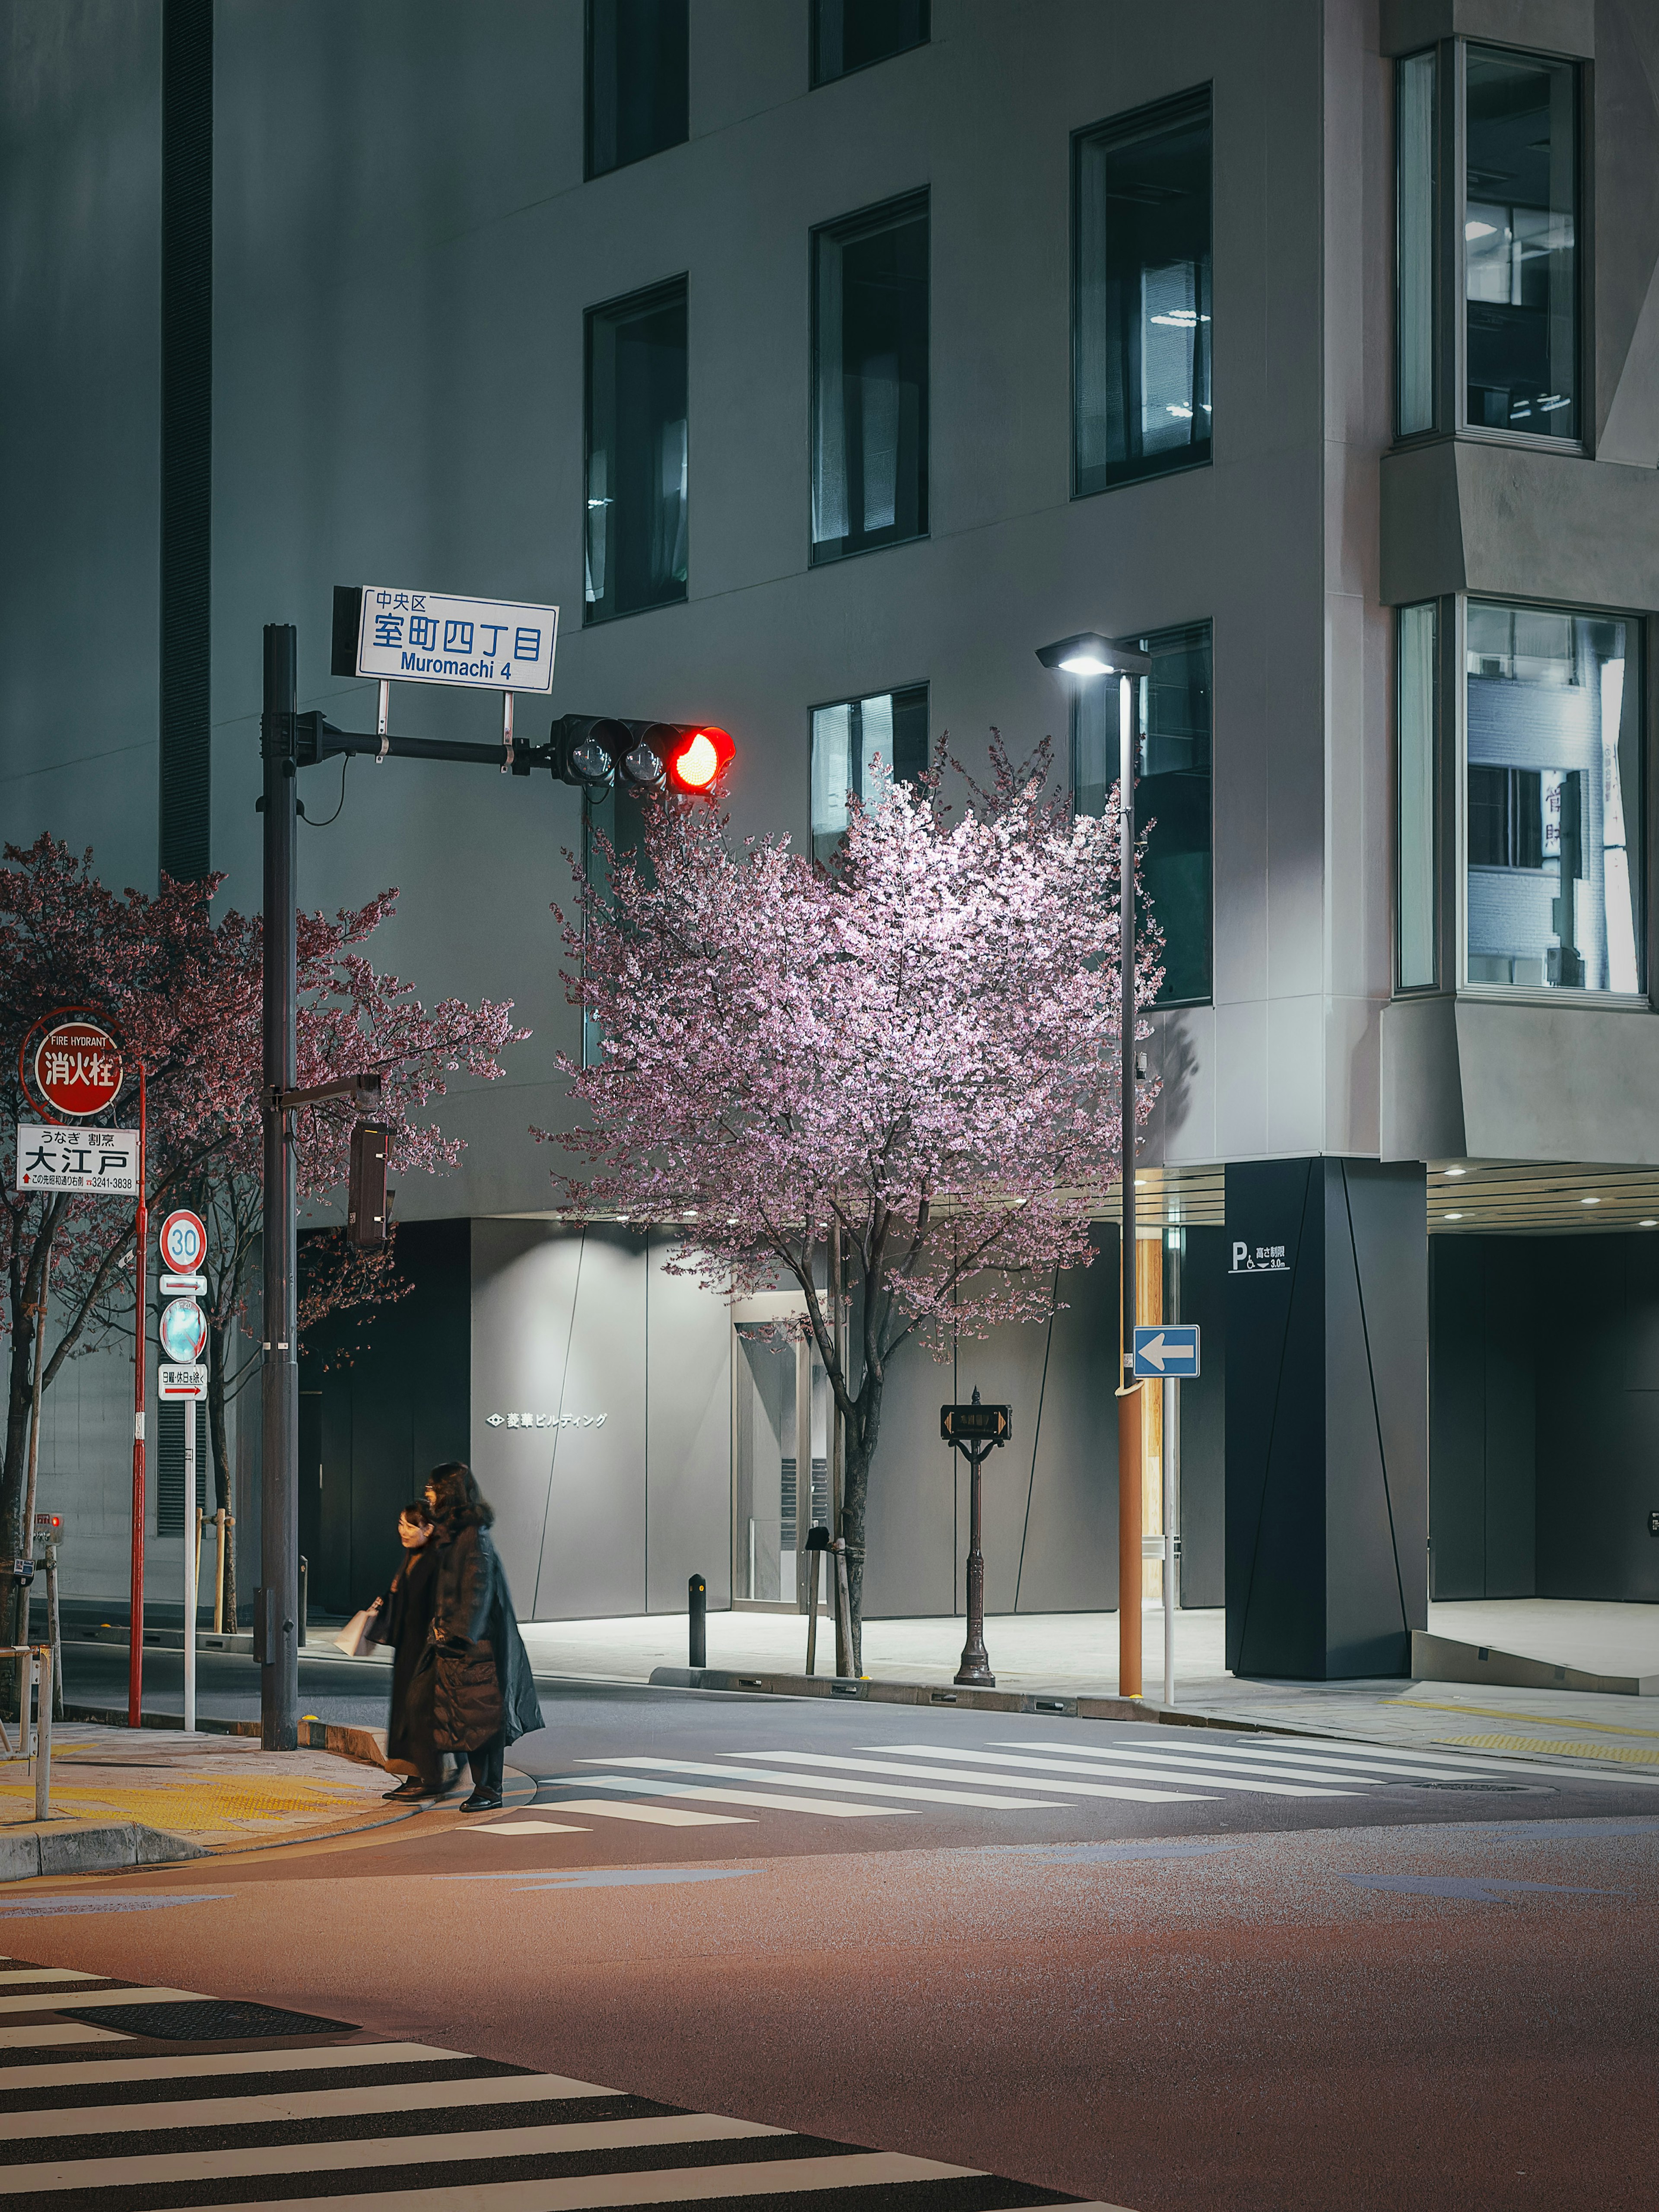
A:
811;0;928;86
586;0;688;180
585;278;688;624
1074;89;1212;495
1467;765;1544;870
1465;45;1577;439
810;683;929;861
1073;623;1212;1006
811;194;928;565
1395;49;1437;437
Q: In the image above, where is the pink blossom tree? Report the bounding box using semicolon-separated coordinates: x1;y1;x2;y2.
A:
0;837;525;1628
556;741;1161;1666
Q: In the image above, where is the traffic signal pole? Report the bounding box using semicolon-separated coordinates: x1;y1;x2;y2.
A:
1116;670;1143;1703
260;626;301;1751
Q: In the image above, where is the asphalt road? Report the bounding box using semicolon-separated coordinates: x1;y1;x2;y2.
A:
18;1657;1659;2206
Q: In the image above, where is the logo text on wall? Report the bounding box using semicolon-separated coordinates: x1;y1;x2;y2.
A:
1230;1241;1289;1274
486;1413;607;1431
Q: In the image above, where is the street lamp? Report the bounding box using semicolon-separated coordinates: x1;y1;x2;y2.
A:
1036;630;1153;1700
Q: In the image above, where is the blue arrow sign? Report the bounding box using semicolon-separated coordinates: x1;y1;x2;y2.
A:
1132;1324;1200;1379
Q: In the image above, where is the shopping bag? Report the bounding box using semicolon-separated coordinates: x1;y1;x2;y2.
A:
334;1602;381;1657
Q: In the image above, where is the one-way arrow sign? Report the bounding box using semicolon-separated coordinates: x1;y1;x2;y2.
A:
1132;1324;1201;1379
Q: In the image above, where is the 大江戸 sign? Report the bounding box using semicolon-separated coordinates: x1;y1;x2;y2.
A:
16;1123;137;1195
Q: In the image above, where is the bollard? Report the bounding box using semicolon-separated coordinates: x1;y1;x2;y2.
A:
33;1648;51;1822
803;1525;830;1675
298;1554;308;1648
687;1572;706;1669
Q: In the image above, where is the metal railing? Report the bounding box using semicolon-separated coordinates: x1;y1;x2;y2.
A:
0;1646;53;1821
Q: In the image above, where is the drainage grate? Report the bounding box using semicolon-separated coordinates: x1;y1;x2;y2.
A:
60;1999;356;2041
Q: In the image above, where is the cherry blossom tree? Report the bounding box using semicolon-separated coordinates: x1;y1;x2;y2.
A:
0;837;525;1630
555;740;1161;1666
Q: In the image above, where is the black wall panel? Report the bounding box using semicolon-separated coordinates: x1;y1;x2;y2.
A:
1176;1226;1227;1608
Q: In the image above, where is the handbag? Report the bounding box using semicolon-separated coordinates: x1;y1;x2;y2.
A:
432;1637;504;1752
334;1602;381;1657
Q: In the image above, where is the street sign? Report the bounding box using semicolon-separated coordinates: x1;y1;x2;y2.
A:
22;1011;124;1120
159;1298;207;1365
159;1209;207;1274
160;1272;205;1295
15;1122;137;1195
1132;1325;1201;1379
340;585;559;696
940;1402;1011;1444
159;1363;206;1400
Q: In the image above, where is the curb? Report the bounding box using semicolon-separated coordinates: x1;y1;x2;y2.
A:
0;1821;207;1885
646;1665;1283;1734
61;1706;396;1773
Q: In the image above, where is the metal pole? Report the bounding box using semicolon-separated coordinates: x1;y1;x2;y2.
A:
19;1248;49;1652
45;1545;62;1723
1117;670;1143;1700
260;623;300;1751
1163;1374;1176;1707
129;1067;147;1729
182;1408;197;1733
212;1507;226;1633
828;1221;850;1678
33;1649;50;1821
954;1442;996;1688
688;1572;706;1669
804;1548;820;1675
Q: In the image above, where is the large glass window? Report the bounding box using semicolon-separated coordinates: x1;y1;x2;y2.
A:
1074;623;1212;1005
1465;601;1642;993
812;195;929;565
1397;602;1439;989
585;0;688;180
1074;89;1212;496
812;0;928;86
1396;51;1437;436
1465;45;1577;439
585;278;687;624
810;683;928;861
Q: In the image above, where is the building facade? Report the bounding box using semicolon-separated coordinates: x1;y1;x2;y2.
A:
3;0;1657;1666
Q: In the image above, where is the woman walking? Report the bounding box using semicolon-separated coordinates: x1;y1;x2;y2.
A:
375;1497;447;1802
423;1461;543;1812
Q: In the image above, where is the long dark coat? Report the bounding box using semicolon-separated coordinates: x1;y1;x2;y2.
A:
375;1541;441;1772
427;1519;543;1747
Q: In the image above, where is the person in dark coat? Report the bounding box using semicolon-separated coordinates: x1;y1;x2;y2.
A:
423;1461;543;1812
372;1498;447;1802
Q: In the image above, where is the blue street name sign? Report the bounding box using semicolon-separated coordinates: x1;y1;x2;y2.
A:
1132;1325;1200;1379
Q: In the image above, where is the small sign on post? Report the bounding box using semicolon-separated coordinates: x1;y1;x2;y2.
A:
159;1363;206;1400
1131;1325;1200;1379
334;585;559;696
15;1125;137;1195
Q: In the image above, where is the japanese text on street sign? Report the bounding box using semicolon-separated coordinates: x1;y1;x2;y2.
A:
159;1363;206;1400
1132;1324;1201;1379
940;1402;1011;1445
26;1015;124;1119
353;586;559;695
16;1123;137;1195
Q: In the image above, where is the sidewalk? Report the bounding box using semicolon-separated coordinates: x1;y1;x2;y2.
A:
0;1722;416;1880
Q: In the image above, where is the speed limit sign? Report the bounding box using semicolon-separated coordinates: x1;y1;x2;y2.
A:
159;1209;207;1275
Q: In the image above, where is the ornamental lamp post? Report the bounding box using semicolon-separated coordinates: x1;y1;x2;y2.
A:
1036;630;1153;1700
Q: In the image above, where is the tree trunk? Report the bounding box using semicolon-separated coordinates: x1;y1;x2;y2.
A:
207;1323;238;1629
840;1373;885;1680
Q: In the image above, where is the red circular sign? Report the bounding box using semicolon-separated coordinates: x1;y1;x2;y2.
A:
160;1210;207;1274
24;1013;124;1120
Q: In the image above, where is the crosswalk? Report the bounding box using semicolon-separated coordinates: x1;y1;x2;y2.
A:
475;1725;1632;1842
0;1956;1121;2208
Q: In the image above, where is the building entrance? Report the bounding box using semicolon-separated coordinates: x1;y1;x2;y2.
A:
733;1303;829;1608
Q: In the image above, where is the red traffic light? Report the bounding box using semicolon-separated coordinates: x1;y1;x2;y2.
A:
664;726;734;794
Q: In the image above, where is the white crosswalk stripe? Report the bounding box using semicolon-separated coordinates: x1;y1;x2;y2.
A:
998;1734;1647;1788
842;1745;1356;1799
734;1750;1218;1805
0;1953;1116;2209
535;1773;909;1818
576;1755;1071;1811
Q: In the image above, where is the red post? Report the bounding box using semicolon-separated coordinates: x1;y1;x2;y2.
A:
128;1066;147;1728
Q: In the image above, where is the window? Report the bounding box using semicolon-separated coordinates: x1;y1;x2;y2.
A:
1074;623;1212;1005
1395;51;1437;437
811;194;928;565
1074;89;1212;496
1397;601;1439;988
810;683;929;861
585;0;688;180
1465;45;1578;439
585;279;687;624
811;0;928;86
1464;601;1642;992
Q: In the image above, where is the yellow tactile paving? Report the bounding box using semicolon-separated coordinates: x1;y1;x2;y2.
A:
0;1769;369;1833
1442;1734;1659;1765
1398;1699;1659;1739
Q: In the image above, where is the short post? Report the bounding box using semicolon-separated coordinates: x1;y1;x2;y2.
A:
297;1555;308;1648
830;1539;855;1679
941;1389;1010;1691
44;1544;62;1723
687;1572;706;1670
33;1649;51;1822
804;1525;829;1675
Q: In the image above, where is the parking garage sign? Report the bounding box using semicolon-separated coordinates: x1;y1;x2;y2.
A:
346;585;559;695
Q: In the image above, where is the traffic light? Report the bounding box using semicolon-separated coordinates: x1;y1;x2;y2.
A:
348;1122;388;1250
543;717;734;797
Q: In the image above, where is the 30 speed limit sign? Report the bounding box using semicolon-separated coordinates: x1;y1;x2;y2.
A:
159;1209;207;1275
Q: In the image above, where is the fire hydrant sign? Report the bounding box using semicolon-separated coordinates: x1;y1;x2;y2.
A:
16;1123;138;1194
26;1014;124;1118
350;585;559;695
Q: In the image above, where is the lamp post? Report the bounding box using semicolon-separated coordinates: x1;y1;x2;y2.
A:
1036;631;1152;1699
